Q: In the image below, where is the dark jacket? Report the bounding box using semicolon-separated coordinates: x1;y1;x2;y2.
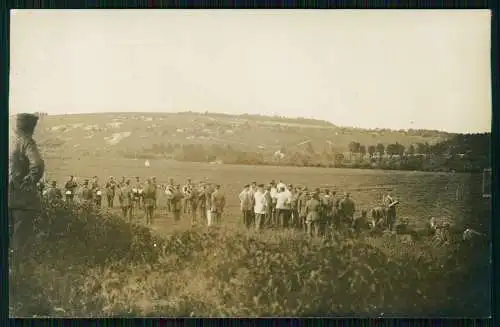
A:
9;132;45;211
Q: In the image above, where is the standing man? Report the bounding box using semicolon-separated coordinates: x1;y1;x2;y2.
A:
305;189;322;237
165;178;175;213
133;177;143;210
183;178;194;215
171;185;184;222
198;183;207;223
270;181;278;226
253;184;267;230
45;181;63;206
80;180;94;209
64;175;78;204
143;178;156;225
297;187;310;231
187;184;199;226
91;176;102;209
239;185;253;229
105;176;118;208
151;177;158;209
321;189;334;234
264;185;273;228
118;180;133;222
383;190;398;231
119;176;126;187
306;189;321;236
164;180;174;215
275;186;292;228
9;113;45;274
289;186;300;228
211;185;226;226
204;183;213;226
249;181;258;222
339;192;356;227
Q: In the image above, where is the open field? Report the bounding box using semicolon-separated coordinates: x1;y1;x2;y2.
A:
11;125;491;318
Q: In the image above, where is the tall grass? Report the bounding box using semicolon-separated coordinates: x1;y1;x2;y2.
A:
9;204;490;317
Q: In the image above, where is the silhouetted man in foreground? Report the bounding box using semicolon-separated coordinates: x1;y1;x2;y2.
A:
9;113;45;273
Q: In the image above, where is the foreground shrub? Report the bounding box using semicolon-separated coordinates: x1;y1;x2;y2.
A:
9;207;490;317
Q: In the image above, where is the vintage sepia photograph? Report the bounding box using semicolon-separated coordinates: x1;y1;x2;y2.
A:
8;9;492;317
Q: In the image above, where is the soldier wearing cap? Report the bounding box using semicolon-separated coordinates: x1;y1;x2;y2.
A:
297;187;310;231
210;184;226;225
305;189;322;237
9;113;45;270
105;176;118;208
339;192;356;226
142;178;156;225
118;179;133;222
46;180;63;206
383;190;398;231
151;177;158;209
183;178;194;215
64;175;78;204
171;185;184;222
80;179;94;208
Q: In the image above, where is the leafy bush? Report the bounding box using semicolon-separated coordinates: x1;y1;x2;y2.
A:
9;206;490;317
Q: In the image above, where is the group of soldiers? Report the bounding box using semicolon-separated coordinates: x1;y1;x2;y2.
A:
238;180;398;236
37;173;399;236
37;175;228;227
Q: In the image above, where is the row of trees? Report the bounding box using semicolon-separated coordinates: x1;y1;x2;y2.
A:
119;133;490;173
347;141;433;159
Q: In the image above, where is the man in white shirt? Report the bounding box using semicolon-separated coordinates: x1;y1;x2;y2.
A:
275;186;292;228
253;184;267;230
277;180;286;191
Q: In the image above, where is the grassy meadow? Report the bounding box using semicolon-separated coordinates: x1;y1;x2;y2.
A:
8;113;491;317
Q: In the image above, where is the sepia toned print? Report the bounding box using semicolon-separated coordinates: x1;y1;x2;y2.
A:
8;10;491;317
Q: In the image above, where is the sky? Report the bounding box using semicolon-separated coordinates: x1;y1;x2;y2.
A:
9;10;492;133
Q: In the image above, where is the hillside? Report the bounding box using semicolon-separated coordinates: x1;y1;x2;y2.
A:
13;112;453;161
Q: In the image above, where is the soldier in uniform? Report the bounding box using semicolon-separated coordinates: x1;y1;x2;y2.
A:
239;185;253;229
9;113;45;272
45;181;63;207
320;189;334;234
119;176;126;187
187;184;199;225
165;178;175;213
143;178;156;225
297;187;310;231
171;185;184;222
118;180;133;222
81;180;94;210
264;185;273;228
105;176;118;208
37;179;46;198
339;192;356;227
151;177;158;209
383;191;398;231
64;175;78;203
305;189;322;237
182;178;194;215
133;177;143;210
198;183;208;223
211;184;226;225
90;176;102;209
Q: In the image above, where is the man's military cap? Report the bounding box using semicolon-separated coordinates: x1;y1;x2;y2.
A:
16;113;39;129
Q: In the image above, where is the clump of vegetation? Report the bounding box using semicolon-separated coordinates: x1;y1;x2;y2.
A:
10;204;490;317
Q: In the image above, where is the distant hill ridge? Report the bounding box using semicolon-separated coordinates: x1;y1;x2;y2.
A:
13;111;461;158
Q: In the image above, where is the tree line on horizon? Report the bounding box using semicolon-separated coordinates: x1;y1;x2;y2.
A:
119;132;490;173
